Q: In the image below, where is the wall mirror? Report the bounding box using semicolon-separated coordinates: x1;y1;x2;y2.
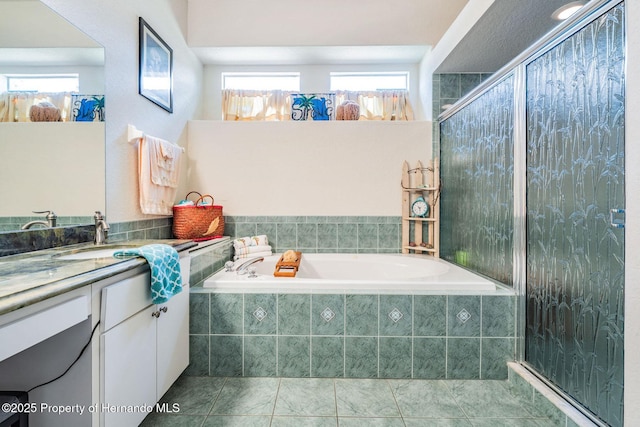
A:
0;0;105;232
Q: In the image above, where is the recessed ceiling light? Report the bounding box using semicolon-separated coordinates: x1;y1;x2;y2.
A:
552;1;586;20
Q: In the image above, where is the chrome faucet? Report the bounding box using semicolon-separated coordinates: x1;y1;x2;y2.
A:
235;257;264;275
94;211;109;245
21;210;57;230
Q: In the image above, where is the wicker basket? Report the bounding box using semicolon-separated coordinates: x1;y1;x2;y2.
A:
172;192;224;240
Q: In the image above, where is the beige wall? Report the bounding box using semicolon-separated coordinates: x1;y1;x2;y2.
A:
187;120;431;216
41;0;203;223
0;123;104;216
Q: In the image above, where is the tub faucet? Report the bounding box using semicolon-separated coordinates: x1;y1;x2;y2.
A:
94;211;109;245
21;210;57;230
236;256;264;275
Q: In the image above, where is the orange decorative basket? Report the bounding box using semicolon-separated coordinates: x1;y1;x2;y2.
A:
172;191;224;240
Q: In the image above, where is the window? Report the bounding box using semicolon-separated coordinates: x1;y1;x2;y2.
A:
5;74;79;93
222;72;300;91
330;72;409;91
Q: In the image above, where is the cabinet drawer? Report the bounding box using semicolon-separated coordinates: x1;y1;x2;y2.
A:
101;272;152;332
0;296;88;362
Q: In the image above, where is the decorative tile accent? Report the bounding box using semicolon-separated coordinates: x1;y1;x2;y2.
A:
253;307;268;322
379;295;412;336
321;307;336;322
312;295;344;335
456;309;471;324
388;308;404;323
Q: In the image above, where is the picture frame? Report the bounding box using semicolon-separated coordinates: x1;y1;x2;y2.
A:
138;17;173;113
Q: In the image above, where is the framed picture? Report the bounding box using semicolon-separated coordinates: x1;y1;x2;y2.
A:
291;93;335;121
71;95;105;122
138;17;173;113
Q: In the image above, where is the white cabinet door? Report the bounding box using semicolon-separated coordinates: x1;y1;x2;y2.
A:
155;284;189;399
101;305;157;427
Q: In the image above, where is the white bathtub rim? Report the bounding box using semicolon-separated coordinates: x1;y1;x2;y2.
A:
203;253;509;294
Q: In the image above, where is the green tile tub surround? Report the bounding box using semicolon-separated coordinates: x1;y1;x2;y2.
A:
244;336;277;377
192;292;516;379
278;294;311;335
277;336;311;378
312;294;345;336
244;293;277;335
188;239;232;287
345;337;378;378
311;336;344;378
209;336;243;377
413;338;447;379
379;337;412;378
224;216;402;253
446;338;481;379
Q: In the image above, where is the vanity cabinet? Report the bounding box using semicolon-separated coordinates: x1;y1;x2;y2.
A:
99;257;190;427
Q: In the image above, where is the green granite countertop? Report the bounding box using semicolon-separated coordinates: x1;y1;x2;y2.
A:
0;239;197;316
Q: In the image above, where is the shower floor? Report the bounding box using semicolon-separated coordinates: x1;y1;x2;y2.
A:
140;375;560;426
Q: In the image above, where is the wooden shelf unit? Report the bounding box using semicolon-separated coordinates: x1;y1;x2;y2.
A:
401;159;440;257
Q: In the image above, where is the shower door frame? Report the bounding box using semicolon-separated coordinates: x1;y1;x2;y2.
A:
438;0;625;425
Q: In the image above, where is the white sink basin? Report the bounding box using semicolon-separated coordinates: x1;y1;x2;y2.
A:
55;246;138;261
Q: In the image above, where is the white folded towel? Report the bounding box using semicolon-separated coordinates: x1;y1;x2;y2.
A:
233;235;269;252
234;245;272;256
234;250;273;261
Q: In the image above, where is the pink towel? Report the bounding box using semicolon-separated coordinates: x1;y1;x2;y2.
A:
138;135;183;215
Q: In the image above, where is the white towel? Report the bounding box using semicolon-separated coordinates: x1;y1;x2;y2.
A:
234;245;272;257
234;250;273;261
147;135;182;188
233;235;269;252
138;135;182;215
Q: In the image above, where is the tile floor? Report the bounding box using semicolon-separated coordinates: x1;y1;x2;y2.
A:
141;376;560;426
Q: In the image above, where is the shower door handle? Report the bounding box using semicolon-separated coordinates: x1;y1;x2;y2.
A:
610;208;625;228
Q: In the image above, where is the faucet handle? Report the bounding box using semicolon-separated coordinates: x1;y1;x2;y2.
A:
32;210;57;226
94;211;104;220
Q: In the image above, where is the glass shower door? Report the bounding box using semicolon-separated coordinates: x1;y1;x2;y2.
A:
525;3;625;426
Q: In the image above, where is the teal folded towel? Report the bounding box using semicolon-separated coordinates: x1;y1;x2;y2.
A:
113;244;182;304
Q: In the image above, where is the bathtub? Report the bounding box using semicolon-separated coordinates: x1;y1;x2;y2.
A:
203;253;496;293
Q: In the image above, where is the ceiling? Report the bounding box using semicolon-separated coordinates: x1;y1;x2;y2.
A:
191;45;431;66
191;0;586;71
436;0;584;73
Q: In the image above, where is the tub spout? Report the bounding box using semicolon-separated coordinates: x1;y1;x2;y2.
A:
236;256;264;275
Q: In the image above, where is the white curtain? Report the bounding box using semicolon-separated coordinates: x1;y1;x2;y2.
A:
335;90;414;121
0;92;72;122
221;89;292;121
221;89;414;121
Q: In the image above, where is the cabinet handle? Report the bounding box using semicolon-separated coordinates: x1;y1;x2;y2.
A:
159;306;168;313
151;311;161;318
